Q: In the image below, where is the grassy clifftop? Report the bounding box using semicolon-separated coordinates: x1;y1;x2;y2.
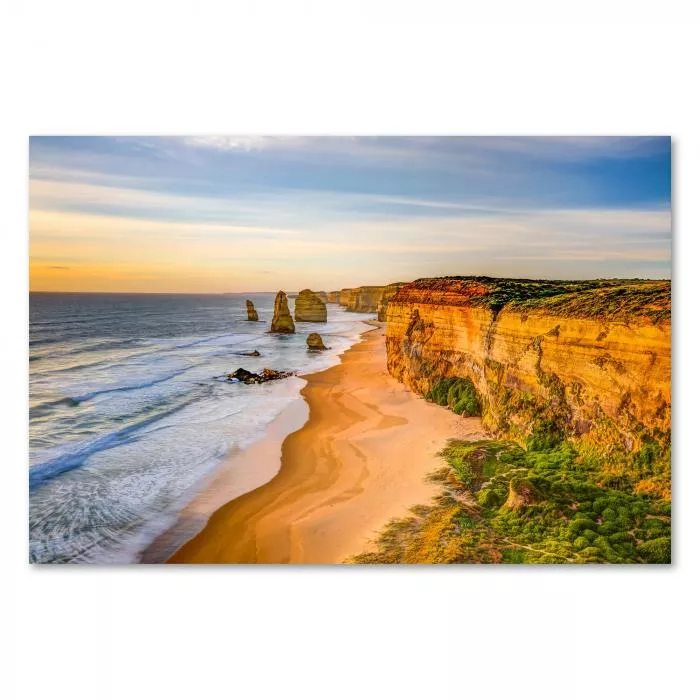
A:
393;276;670;323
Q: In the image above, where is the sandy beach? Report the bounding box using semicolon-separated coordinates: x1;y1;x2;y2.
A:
169;323;486;564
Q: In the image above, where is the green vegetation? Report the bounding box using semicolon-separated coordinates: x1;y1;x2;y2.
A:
411;276;671;323
352;438;671;564
426;377;482;417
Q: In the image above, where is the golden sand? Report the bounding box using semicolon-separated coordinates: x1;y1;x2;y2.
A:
169;324;485;564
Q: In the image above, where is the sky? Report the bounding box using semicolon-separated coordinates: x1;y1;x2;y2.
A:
28;136;671;293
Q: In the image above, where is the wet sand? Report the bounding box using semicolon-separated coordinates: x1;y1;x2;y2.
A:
169;323;486;564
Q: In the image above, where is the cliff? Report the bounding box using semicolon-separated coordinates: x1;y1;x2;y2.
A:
338;284;407;314
294;289;328;322
339;288;355;307
270;291;295;333
376;282;406;321
385;277;670;492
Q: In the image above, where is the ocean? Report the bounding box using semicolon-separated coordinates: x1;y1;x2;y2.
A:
28;292;374;563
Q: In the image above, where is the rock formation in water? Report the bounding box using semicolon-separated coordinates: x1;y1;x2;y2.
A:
234;349;261;357
385;277;671;471
294;289;328;322
227;367;292;384
270;291;295;333
327;291;340;303
245;300;259;321
306;332;328;351
312;291;329;304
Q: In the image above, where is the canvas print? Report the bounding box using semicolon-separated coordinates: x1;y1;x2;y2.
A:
28;136;671;564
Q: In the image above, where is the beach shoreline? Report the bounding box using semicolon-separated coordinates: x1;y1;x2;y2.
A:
168;322;486;564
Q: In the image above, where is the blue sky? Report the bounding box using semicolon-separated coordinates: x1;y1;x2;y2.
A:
29;136;671;292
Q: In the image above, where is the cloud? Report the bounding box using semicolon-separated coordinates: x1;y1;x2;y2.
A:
179;135;314;151
173;135;668;165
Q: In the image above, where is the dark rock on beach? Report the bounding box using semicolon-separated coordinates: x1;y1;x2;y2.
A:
227;367;293;384
235;349;261;357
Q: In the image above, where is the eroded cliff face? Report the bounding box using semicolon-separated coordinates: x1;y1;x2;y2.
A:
339;288;354;307
337;284;406;315
386;278;671;461
376;282;406;321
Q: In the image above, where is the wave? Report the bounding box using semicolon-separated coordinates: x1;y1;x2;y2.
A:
69;366;193;403
30;332;242;367
29;393;202;489
29;397;82;419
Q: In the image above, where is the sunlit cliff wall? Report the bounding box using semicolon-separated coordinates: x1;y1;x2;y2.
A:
386;278;671;459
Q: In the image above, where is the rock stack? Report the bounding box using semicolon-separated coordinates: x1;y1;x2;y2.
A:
246;299;259;321
294;289;327;322
327;291;340;303
270;291;295;333
313;291;329;304
307;332;328;351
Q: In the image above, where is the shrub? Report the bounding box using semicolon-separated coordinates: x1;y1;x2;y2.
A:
427;377;482;417
477;485;507;508
526;418;565;451
637;537;671;564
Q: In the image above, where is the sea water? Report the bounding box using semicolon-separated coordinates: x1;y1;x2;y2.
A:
29;293;374;563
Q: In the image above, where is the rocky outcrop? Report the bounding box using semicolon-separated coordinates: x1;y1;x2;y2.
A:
245;300;259;321
385;277;671;460
313;291;329;304
503;477;542;511
307;333;328;351
376;282;406;321
294;289;328;322
327;291;340;303
228;367;292;384
234;349;261;357
270;291;295;333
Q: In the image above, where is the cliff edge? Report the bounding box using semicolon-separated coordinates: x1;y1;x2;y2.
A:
386;276;670;496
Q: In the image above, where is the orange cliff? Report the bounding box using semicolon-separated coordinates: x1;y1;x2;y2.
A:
338;283;406;315
385;277;671;459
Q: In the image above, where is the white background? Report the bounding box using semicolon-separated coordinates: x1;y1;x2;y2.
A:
2;2;698;699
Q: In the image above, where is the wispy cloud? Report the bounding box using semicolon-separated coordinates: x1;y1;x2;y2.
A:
27;136;672;291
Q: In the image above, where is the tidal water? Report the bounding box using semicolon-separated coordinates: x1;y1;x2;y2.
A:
29;292;373;563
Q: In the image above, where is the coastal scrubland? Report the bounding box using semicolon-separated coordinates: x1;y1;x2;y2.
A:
354;277;671;564
352;437;670;564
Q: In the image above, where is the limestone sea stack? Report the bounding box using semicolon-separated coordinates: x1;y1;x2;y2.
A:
306;332;328;351
327;291;340;303
246;299;259;321
270;291;295;333
294;289;327;322
313;291;329;303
